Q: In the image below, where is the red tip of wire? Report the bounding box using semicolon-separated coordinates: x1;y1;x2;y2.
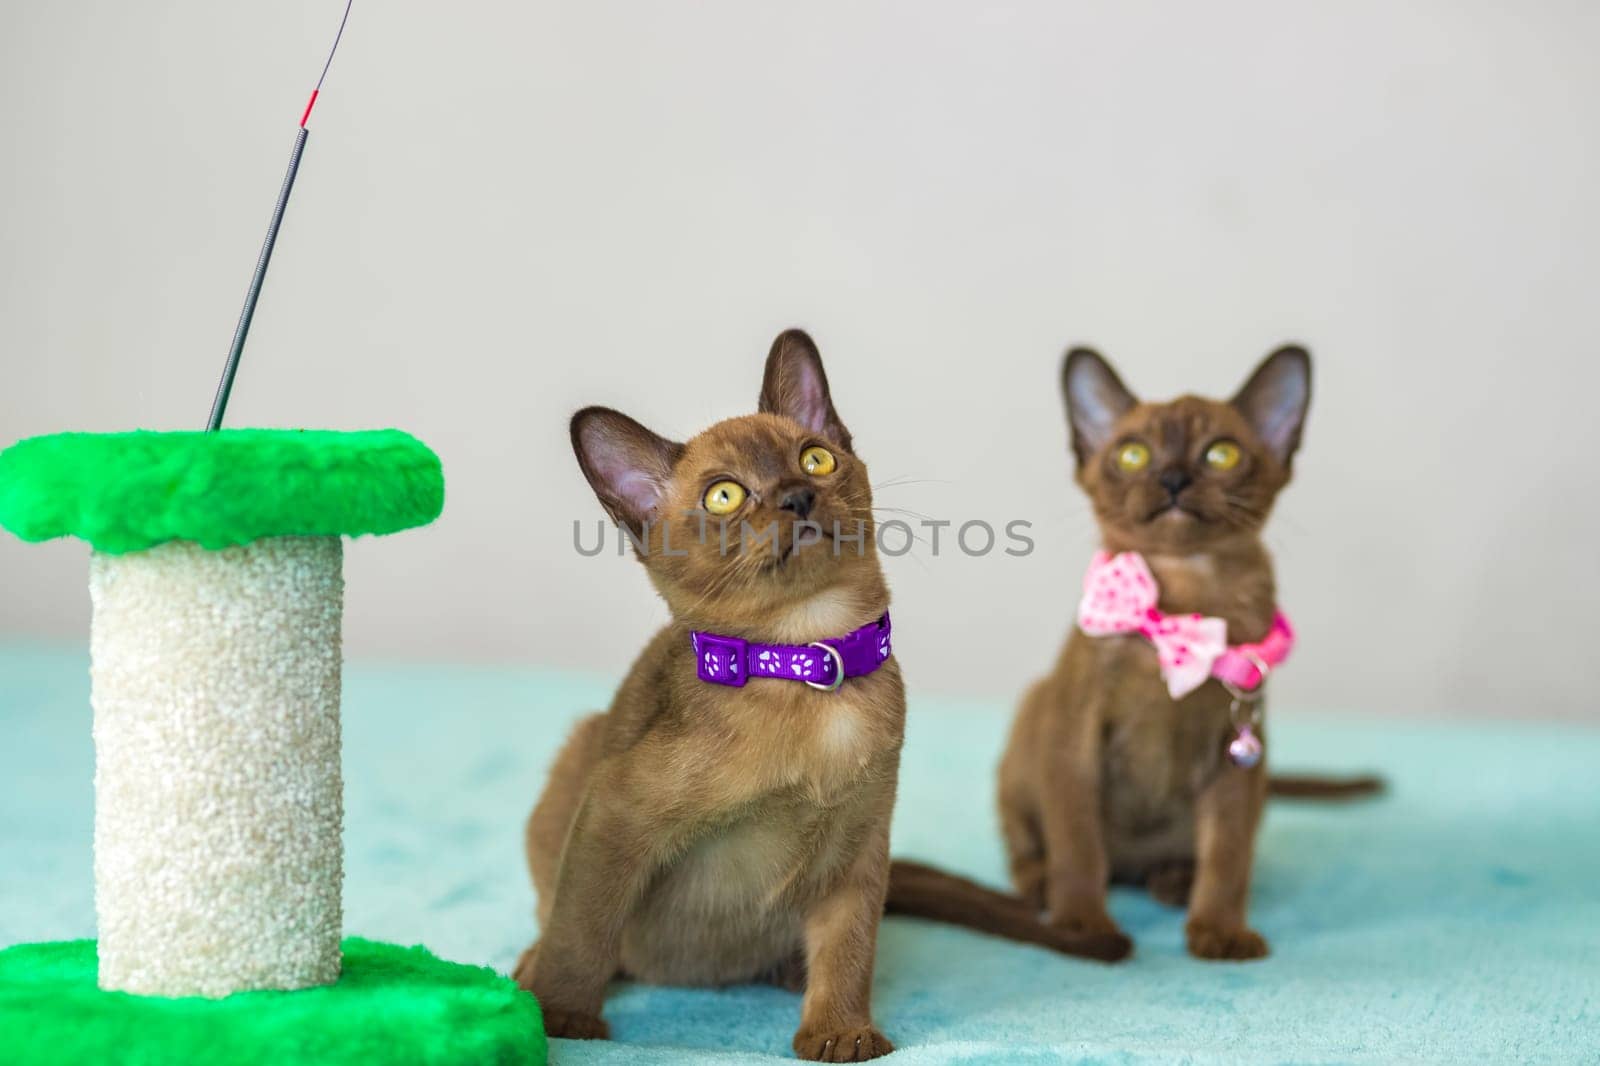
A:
299;89;320;129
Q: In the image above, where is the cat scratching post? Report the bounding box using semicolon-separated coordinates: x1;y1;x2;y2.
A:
91;536;345;996
0;430;439;996
0;429;545;1065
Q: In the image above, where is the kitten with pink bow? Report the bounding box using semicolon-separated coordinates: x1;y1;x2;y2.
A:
886;345;1378;962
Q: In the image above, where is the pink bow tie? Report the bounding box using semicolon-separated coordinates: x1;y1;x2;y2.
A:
1077;550;1294;700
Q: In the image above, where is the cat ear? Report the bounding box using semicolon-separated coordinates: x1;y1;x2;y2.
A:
758;328;853;453
1061;347;1137;465
570;407;685;532
1231;345;1311;467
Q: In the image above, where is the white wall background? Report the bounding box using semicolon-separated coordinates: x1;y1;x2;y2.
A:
2;1;1595;718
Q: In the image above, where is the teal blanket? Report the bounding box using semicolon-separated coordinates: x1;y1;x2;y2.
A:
2;645;1594;1064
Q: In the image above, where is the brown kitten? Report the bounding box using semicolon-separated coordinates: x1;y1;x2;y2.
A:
515;330;903;1061
993;346;1311;960
885;345;1376;961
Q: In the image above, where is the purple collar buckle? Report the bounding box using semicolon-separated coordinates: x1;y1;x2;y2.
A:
692;613;892;691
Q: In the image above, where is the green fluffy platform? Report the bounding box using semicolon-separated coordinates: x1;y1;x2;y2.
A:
0;429;443;554
0;938;545;1066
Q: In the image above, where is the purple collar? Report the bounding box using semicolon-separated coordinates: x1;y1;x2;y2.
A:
692;613;892;692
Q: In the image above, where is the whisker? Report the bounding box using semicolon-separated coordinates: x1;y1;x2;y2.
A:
871;505;936;523
871;476;953;492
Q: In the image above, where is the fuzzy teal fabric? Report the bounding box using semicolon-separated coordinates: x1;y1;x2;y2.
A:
3;645;1597;1063
0;937;545;1066
0;429;443;554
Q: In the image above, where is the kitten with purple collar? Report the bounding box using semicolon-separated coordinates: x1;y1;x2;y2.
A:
516;330;905;1060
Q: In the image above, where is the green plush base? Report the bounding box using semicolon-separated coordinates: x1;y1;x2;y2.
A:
0;429;444;554
0;938;546;1066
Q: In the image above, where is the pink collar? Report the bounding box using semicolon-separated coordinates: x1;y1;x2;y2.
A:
1077;550;1295;700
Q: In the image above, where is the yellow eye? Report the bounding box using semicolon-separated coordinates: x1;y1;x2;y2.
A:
703;480;746;516
800;445;837;476
1205;440;1242;471
1116;442;1150;472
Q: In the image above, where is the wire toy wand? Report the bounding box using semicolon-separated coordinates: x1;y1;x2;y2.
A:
206;0;355;431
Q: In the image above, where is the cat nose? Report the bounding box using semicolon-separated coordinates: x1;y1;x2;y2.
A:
1158;468;1192;497
778;488;816;518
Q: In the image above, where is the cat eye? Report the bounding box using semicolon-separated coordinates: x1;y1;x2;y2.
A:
1204;440;1242;471
1115;441;1150;472
800;445;837;476
703;480;747;516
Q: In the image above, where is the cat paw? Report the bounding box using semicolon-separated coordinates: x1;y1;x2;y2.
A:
1050;906;1134;961
512;943;610;1039
792;1024;894;1061
1049;909;1139;960
1061;924;1134;962
1186;920;1270;961
542;1007;611;1040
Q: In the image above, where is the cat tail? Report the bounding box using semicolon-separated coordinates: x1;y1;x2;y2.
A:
884;860;1132;962
1268;773;1385;799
